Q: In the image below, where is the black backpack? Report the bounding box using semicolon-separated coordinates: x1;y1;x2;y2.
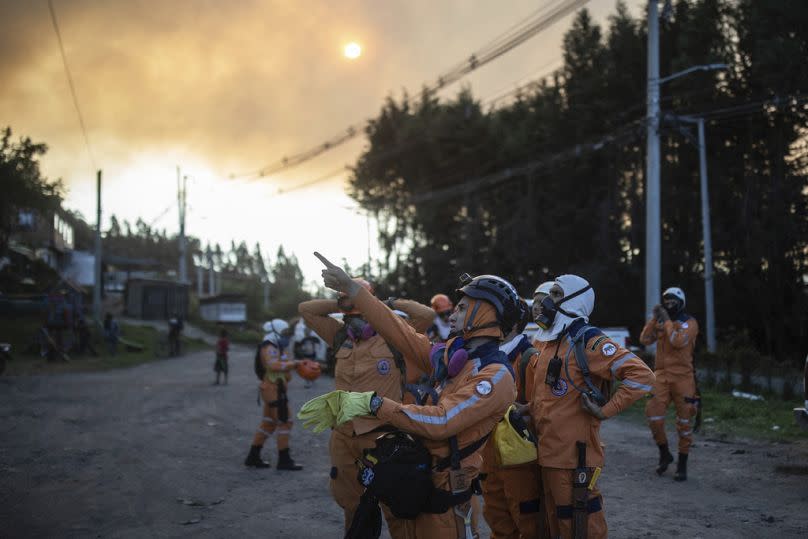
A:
254;342;267;381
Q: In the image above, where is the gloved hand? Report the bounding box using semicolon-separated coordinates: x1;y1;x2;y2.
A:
581;392;607;420
297;390;345;433
314;252;360;296
297;390;377;432
336;391;376;424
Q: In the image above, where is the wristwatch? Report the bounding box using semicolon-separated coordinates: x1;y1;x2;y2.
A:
369;394;383;415
385;297;398;309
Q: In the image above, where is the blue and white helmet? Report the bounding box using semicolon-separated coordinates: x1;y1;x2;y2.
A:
663;287;686;308
262;319;290;347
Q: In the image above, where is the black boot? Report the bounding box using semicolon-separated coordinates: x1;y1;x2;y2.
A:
656;444;674;475
244;445;270;468
674;453;688;481
276;448;302;471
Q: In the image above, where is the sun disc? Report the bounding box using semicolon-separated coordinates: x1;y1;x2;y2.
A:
344;42;361;59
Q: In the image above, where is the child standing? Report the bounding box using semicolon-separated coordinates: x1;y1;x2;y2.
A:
214;328;229;385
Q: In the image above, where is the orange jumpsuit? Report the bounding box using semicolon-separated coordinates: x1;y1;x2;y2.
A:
529;325;655;539
640;315;700;454
252;342;296;450
299;299;426;538
387;298;439;336
354;287;516;539
481;336;545;539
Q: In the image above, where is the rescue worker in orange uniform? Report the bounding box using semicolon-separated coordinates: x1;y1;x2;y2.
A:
427;293;454;343
526;275;655;539
301;253;520;539
244;319;303;470
481;297;546;539
298;279;426;538
640;286;699;481
384;296;438;336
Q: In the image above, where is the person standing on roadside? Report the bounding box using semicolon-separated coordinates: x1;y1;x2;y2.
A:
640;287;699;481
298;279;423;538
300;253;519;539
214;328;229;385
526;275;655;538
244;319;303;471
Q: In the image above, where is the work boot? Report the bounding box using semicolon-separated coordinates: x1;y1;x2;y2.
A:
656;444;674;475
674;453;688;481
276;448;303;471
244;445;270;468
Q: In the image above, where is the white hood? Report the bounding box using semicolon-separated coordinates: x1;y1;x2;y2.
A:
533;274;595;342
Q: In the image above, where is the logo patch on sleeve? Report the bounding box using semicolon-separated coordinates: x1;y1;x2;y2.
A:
681;322;689;329
475;380;493;396
376;359;391;375
601;343;617;357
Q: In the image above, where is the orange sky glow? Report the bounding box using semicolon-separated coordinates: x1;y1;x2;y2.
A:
0;0;641;286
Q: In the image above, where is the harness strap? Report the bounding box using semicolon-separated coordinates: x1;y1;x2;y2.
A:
434;433;491;471
518;347;538;404
556;497;603;519
569;325;608;406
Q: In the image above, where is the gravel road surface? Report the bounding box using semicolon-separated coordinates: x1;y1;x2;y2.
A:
1;345;806;538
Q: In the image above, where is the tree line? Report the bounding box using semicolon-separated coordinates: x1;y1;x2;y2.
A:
348;0;808;365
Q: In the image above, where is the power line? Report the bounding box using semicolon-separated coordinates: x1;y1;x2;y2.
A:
47;0;95;170
230;0;591;180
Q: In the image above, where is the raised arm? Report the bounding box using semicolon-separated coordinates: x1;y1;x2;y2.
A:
298;299;342;345
315;251;432;374
388;298;436;335
639;317;661;346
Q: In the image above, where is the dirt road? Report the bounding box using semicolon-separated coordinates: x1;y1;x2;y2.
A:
1;345;806;538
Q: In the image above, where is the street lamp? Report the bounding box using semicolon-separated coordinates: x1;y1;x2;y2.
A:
644;0;726;343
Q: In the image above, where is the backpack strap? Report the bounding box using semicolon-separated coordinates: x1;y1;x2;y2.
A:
569;325;608;406
434;433;492;471
517;347;538;404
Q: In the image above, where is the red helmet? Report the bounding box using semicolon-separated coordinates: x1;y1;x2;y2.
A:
296;359;322;381
339;278;374;315
430;293;453;314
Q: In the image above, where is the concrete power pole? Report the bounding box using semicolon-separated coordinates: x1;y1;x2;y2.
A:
696;118;716;353
93;170;102;323
645;0;661;320
177;166;187;283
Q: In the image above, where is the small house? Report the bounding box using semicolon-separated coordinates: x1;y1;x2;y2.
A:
199;294;247;323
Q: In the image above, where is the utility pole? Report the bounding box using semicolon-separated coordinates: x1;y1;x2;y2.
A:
645;0;661;320
696;118;716;353
93;170;102;323
177;166;187;283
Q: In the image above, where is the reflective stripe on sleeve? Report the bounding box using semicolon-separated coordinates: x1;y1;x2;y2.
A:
676;417;690;424
680;430;693;437
647;415;666;421
622;379;653;392
609;355;632;375
402;365;508;425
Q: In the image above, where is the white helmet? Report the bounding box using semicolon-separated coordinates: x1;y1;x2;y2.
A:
262;319;290;347
533;281;554;296
663;287;686;307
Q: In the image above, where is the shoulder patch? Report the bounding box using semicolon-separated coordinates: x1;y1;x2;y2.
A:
681;322;689;329
590;335;609;351
475;380;493;396
601;343;617;357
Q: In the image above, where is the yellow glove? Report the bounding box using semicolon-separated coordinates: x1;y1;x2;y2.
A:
297;390;345;433
336;391;376;425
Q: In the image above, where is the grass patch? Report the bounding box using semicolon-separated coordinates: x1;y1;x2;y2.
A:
1;315;209;376
619;385;808;442
188;316;263;346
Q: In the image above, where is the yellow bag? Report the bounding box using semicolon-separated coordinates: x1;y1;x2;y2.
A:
494;405;537;466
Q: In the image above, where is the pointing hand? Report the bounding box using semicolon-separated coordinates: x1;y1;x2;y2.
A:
314;252;358;296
